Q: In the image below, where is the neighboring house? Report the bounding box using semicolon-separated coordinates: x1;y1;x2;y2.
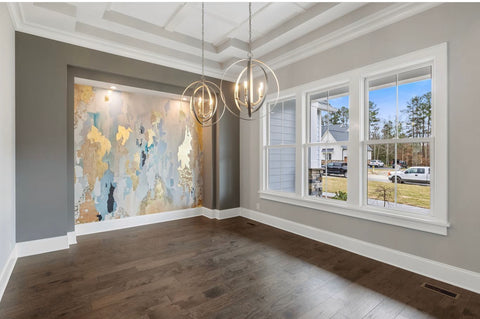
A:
310;124;372;168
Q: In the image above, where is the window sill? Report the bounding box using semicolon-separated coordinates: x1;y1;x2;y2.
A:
258;191;449;235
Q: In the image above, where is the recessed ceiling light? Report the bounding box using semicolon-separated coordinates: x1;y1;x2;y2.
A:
110;86;117;90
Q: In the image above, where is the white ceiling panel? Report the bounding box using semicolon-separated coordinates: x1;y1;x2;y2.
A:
109;3;183;28
9;2;439;80
24;4;76;32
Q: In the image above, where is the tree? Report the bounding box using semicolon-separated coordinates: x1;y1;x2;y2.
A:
369;101;381;159
330;106;349;126
381;120;395;165
375;184;394;207
403;92;432;164
404;92;431;138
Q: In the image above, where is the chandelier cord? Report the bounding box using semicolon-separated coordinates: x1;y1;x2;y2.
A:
201;2;205;80
248;2;252;58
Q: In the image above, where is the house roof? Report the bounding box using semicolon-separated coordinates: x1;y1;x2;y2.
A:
322;124;349;142
321;124;372;151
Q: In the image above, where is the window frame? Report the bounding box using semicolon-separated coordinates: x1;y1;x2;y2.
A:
304;83;351;204
363;61;435;217
263;96;298;195
259;43;448;235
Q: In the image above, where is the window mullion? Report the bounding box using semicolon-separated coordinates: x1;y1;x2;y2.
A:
348;75;360;206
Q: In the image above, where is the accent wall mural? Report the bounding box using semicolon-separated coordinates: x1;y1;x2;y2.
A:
74;80;203;224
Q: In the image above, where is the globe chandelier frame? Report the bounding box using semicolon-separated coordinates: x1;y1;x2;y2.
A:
220;2;280;121
182;2;225;127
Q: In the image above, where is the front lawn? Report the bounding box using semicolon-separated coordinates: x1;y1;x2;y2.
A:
321;176;430;208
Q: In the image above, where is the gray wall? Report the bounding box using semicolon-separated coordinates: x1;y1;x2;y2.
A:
240;3;480;273
16;32;239;242
0;4;16;276
216;89;240;210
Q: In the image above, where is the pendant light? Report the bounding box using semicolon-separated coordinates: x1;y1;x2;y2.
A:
220;2;279;120
182;3;225;127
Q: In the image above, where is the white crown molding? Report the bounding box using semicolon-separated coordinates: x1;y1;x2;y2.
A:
7;2;440;81
263;2;441;71
7;3;227;80
0;246;17;303
240;208;480;294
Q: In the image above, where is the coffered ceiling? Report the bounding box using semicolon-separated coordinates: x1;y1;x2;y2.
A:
7;2;439;80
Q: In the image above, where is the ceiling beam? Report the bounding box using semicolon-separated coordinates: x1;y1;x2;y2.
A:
33;2;76;18
102;9;217;54
251;3;338;51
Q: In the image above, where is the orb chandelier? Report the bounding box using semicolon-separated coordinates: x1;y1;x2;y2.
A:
182;3;225;127
221;2;279;120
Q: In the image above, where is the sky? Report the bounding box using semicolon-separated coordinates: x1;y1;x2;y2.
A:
311;78;431;126
329;95;349;110
369;79;432;124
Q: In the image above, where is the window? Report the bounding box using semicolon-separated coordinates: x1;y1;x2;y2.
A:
260;44;448;235
306;85;349;201
366;65;433;214
265;98;296;193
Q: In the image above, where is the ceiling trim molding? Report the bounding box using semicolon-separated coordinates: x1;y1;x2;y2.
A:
7;2;23;30
251;2;338;51
7;2;440;82
262;2;441;71
7;3;233;80
33;2;76;18
102;9;217;54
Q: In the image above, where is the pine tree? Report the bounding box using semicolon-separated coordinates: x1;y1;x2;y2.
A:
369;101;381;159
330;106;349;126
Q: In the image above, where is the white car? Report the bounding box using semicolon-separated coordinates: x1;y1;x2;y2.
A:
369;160;384;168
388;166;431;184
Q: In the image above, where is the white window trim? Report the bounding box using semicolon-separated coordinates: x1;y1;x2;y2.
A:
259;43;449;235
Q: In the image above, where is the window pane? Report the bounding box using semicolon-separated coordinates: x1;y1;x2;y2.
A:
269;99;296;145
283;99;296;144
368;76;396;140
367;142;430;213
269;102;283;145
398;67;432;138
310;86;349;143
307;146;347;201
268;147;295;193
395;142;431;212
368;66;432;140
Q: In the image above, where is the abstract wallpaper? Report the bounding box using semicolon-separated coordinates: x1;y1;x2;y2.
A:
74;82;203;224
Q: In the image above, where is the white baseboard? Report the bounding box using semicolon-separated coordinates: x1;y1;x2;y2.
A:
240;208;480;294
75;207;201;236
12;207;240;261
201;207;242;220
16;235;69;258
67;231;77;245
3;207;479;299
0;246;17;302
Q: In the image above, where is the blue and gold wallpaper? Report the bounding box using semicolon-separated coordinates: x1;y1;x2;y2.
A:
74;83;203;224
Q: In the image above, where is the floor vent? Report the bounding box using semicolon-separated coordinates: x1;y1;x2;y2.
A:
422;283;459;299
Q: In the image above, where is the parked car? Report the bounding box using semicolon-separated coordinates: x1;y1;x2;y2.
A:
324;162;348;177
388;166;431;184
369;160;384;168
391;160;408;168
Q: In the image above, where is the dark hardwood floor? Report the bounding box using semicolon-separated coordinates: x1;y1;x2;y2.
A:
1;216;479;319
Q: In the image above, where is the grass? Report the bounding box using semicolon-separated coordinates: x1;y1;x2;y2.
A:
321;176;430;208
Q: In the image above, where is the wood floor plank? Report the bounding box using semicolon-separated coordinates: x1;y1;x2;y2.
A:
0;216;478;319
